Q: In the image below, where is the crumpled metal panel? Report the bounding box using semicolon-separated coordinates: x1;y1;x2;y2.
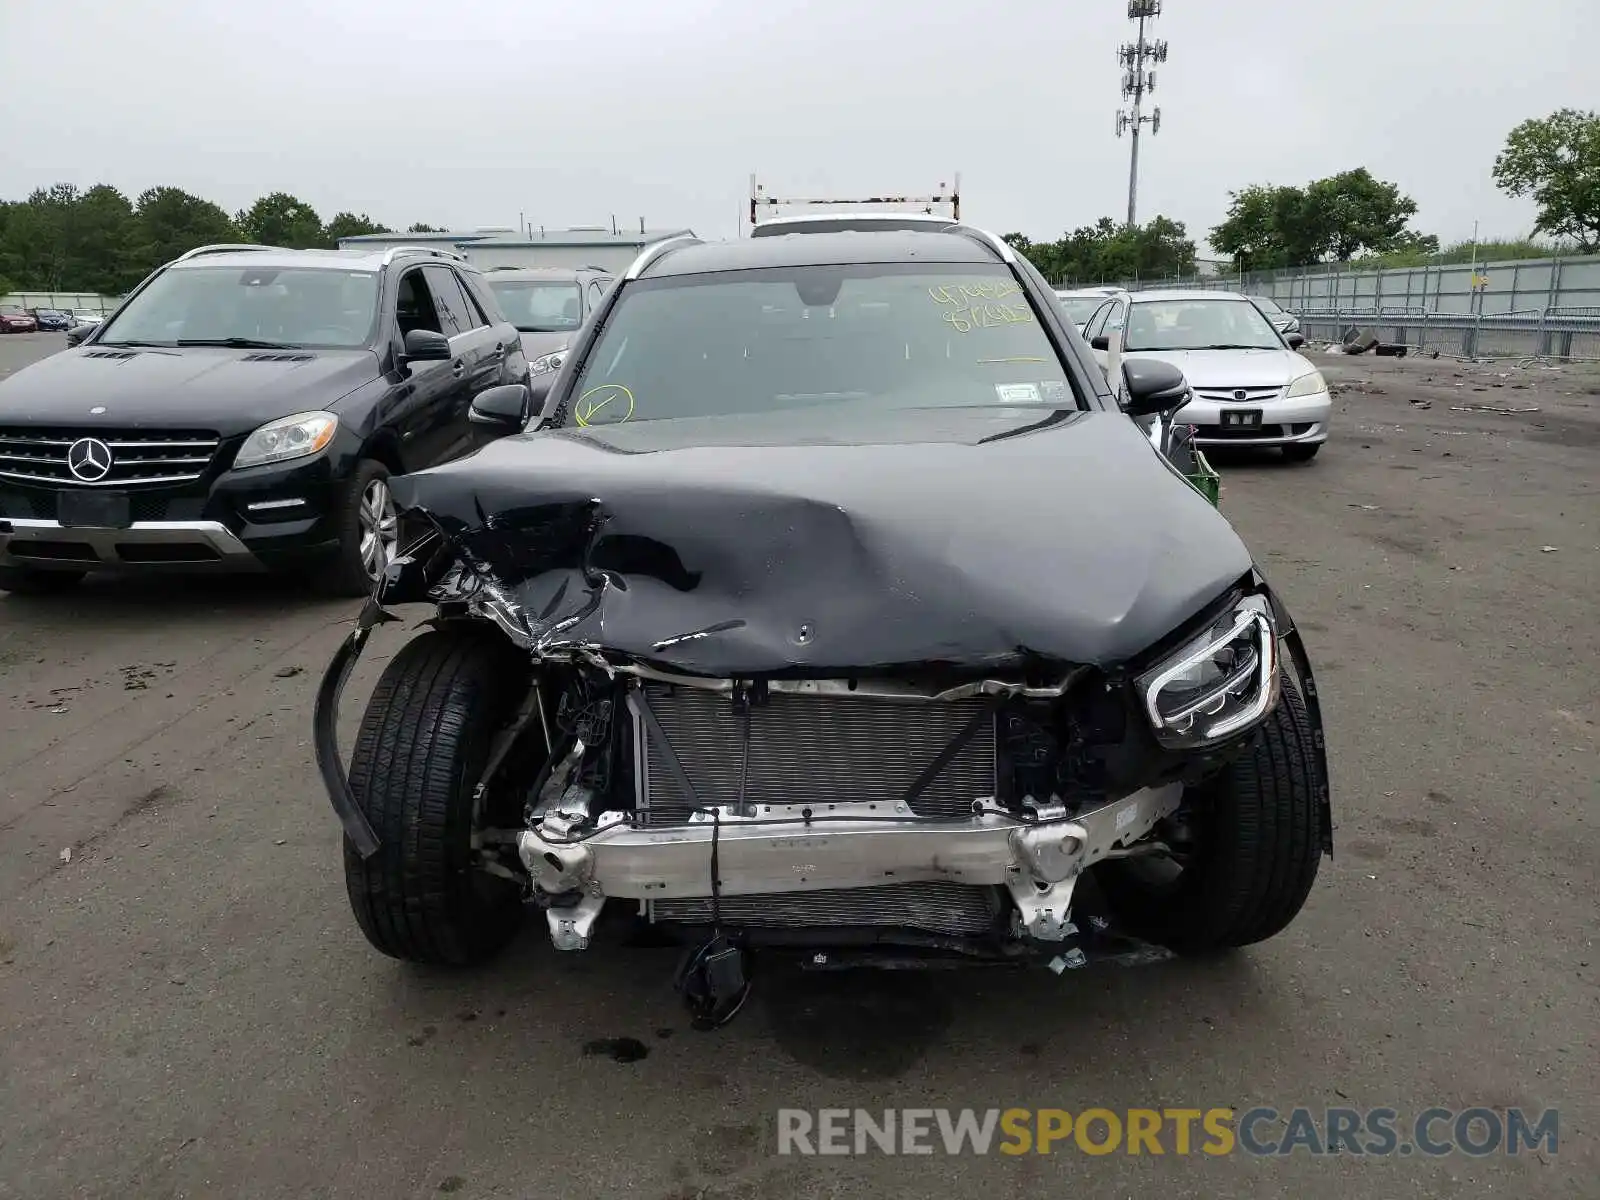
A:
385;405;1253;675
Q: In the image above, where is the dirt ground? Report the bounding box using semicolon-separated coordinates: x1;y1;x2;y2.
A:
1;332;1596;1198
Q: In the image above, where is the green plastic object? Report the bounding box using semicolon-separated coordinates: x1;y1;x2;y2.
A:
1188;449;1221;507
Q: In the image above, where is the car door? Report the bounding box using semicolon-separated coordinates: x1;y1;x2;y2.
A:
389;266;473;470
423;265;508;460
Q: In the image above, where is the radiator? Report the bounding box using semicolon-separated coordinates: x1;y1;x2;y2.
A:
648;881;1001;936
634;683;997;824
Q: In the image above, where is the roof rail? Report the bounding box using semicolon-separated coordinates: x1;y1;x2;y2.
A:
173;243;280;263
379;244;468;265
946;223;1017;266
623;235;703;280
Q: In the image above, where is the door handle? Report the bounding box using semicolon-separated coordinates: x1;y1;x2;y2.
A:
451;359;465;376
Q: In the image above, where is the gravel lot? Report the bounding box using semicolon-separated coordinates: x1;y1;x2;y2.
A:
1;330;1596;1198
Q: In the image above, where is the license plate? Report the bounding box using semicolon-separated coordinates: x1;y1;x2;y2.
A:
1221;409;1263;428
58;490;132;528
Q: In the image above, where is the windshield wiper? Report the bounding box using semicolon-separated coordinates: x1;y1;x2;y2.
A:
174;337;304;350
1189;343;1271;350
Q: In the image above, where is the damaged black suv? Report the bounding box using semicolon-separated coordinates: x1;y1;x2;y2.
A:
317;225;1332;1028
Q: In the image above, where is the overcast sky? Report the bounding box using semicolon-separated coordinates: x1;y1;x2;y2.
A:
3;0;1595;255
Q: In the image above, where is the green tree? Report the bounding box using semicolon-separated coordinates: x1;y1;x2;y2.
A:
1006;216;1197;284
237;192;324;248
1493;109;1600;254
133;187;239;273
1211;169;1433;268
407;222;444;233
65;185;139;293
324;212;391;245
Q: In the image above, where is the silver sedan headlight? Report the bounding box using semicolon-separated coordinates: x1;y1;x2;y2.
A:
529;347;568;376
1136;594;1280;749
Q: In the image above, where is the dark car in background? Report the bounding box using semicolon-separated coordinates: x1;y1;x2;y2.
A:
1249;293;1301;337
29;308;72;332
482;265;614;379
0;304;38;334
0;243;529;596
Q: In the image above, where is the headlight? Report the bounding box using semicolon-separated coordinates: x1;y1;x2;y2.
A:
1285;370;1326;398
1136;594;1280;749
529;347;567;375
234;411;338;469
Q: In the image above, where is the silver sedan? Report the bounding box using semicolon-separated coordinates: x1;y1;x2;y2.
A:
1084;289;1331;463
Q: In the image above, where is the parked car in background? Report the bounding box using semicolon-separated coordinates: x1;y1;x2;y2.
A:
1084;289;1329;462
28;308;72;332
314;225;1331;1033
1248;293;1301;337
482;265;615;378
0;243;529;596
1054;287;1121;331
0;304;38;334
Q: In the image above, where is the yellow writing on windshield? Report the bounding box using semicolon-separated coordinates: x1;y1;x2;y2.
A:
941;304;1034;334
928;281;1034;333
575;383;635;426
928;281;1024;306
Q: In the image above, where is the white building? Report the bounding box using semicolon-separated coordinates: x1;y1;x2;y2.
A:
336;226;695;273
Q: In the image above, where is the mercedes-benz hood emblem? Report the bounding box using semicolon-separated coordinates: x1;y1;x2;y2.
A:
67;437;115;483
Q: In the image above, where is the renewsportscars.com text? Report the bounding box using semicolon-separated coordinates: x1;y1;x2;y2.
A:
776;1107;1559;1157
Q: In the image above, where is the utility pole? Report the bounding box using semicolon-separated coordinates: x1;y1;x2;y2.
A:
1116;1;1168;227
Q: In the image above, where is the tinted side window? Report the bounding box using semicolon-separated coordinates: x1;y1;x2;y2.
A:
423;266;474;337
453;270;492;329
396;268;443;337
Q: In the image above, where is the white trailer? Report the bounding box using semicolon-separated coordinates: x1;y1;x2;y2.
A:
748;174;961;235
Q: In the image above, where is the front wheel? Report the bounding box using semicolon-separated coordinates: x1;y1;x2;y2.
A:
342;628;530;966
314;460;399;597
1095;677;1324;954
1282;443;1322;463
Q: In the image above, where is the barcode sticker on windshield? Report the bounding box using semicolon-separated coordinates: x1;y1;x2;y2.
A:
995;383;1041;404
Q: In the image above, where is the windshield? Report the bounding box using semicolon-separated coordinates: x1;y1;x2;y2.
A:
1251;295;1286;315
1123;298;1284;352
98;265;379;349
565;264;1076;426
0;305;24;316
486;280;584;333
1055;296;1104;324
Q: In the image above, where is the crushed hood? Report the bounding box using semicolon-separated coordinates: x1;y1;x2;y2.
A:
387;405;1254;676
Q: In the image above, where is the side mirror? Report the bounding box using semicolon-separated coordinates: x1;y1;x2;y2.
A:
402;328;451;362
66;325;93;348
469;383;532;434
1090;335;1111;351
1285;332;1306;350
1121;357;1191;417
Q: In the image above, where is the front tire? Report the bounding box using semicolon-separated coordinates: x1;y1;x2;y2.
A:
1096;677;1323;954
342;628;529;966
1282;443;1322;463
315;460;399;597
0;564;86;595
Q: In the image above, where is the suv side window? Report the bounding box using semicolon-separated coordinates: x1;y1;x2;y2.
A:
423;266;477;337
396;268;444;338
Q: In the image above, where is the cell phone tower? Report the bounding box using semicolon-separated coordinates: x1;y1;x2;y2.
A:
1115;0;1168;227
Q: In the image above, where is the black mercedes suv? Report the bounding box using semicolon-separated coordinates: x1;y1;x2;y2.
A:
0;243;530;596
